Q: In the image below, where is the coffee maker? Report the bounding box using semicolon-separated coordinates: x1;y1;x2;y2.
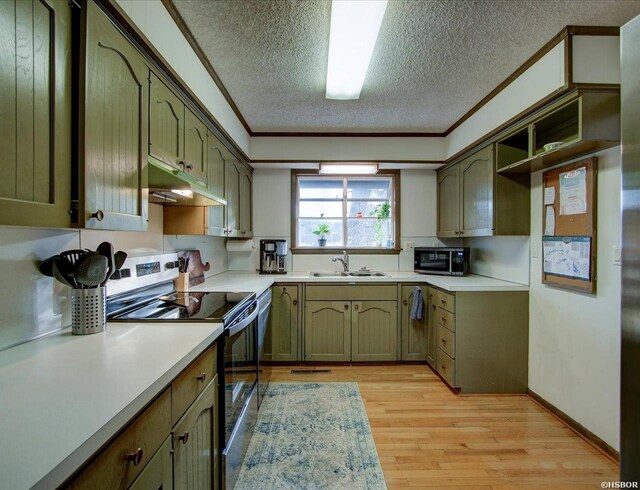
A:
259;240;288;274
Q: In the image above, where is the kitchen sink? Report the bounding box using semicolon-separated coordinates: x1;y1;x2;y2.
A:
310;271;349;277
309;271;389;277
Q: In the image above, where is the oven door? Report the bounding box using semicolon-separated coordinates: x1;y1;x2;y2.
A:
223;302;258;489
415;249;452;275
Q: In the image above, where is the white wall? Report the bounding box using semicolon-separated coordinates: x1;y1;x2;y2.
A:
466;236;530;285
115;0;250;155
528;146;622;449
0;204;227;351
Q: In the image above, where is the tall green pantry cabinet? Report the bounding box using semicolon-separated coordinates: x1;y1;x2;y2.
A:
0;0;72;227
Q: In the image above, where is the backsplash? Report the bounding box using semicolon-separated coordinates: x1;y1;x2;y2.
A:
465;236;530;285
0;204;226;351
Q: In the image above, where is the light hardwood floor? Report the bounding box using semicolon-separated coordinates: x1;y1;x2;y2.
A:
270;364;618;489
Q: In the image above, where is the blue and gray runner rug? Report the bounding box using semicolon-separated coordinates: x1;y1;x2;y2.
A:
235;383;387;489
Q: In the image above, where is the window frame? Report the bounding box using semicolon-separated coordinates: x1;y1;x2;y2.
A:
290;169;401;254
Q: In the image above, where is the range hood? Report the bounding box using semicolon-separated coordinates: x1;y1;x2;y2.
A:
148;160;226;206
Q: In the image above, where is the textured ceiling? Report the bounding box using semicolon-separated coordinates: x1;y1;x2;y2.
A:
171;0;640;133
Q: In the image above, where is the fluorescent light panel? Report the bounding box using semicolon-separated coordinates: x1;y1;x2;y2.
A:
319;163;378;175
326;0;388;100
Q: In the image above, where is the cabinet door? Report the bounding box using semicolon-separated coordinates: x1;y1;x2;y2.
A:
239;165;252;237
400;285;428;361
183;109;207;184
460;145;494;236
149;71;184;170
206;132;226;236
305;301;351;362
224;160;240;236
82;1;148;231
352;301;398;361
128;436;173;490
173;376;218;490
426;288;438;368
437;164;460;238
0;0;71;227
270;285;299;361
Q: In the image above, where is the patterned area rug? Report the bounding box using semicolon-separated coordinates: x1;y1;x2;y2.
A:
234;383;386;490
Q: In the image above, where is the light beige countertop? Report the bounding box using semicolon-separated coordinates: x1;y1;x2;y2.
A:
192;271;529;295
0;322;224;489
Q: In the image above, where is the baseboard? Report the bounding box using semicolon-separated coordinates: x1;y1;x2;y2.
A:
527;389;620;463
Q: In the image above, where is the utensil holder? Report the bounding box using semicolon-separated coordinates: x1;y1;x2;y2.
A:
71;287;106;335
176;272;189;292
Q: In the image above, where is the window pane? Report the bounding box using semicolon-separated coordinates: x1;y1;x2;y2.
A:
299;179;343;199
347;218;393;247
298;219;344;247
347;201;390;218
299;201;342;218
346;178;391;199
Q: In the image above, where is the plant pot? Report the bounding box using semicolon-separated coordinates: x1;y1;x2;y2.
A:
318;238;327;247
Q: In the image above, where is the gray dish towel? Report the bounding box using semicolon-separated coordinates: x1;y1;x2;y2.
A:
410;286;424;320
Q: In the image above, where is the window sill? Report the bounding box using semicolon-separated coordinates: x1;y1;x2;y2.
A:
290;247;402;255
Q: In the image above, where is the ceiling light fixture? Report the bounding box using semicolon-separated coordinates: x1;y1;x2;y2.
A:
319;163;378;175
325;0;388;100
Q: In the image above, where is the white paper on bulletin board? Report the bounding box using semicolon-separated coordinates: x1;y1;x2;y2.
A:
559;166;587;215
543;236;591;281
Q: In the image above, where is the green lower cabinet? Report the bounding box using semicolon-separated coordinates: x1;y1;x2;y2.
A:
128;436;173;490
400;285;428;361
351;301;398;361
267;285;300;361
426;287;438;368
305;301;351;362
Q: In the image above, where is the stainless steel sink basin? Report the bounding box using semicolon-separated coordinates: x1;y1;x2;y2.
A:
310;272;349;277
348;271;389;277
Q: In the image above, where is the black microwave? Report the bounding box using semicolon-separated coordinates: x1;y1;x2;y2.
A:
414;247;470;276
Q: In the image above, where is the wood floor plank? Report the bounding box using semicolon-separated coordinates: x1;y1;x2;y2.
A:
269;365;618;487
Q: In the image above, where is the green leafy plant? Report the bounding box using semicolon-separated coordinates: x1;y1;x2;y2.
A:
312;223;331;239
371;202;391;245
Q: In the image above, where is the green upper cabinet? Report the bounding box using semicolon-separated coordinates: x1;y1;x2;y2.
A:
400;285;428;361
183;108;207;184
460;145;494;236
0;0;71;228
351;301;398;362
207;131;226;235
239;165;253;237
305;301;351;362
149;71;184;170
80;0;148;231
268;285;300;361
224;159;241;237
436;164;460;238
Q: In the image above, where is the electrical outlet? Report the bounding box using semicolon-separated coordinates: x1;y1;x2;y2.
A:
531;242;539;258
613;245;622;266
403;241;415;252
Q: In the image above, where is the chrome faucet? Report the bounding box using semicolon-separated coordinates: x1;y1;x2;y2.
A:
332;250;350;273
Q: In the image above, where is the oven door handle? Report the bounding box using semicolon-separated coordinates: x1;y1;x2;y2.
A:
225;305;259;337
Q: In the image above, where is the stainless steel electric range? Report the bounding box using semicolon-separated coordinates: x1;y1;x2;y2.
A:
106;253;260;489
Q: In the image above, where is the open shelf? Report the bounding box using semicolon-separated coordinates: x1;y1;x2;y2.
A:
496;127;530;172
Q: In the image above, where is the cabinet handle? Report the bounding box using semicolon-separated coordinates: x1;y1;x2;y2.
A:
354;304;359;310
441;316;447;323
179;432;189;444
403;299;408;306
186;164;193;171
197;372;206;383
441;299;446;304
441;338;447;345
293;300;297;306
441;365;446;371
126;448;144;466
90;210;104;222
344;304;349;310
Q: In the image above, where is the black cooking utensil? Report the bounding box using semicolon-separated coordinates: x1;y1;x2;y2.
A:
75;253;109;288
110;251;127;279
39;255;61;277
52;260;75;288
59;249;87;271
97;242;115;285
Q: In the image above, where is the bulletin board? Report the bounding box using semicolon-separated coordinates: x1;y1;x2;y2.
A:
541;157;597;294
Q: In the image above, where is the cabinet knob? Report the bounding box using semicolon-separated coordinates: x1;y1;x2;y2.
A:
441;365;446;371
293;300;298;306
179;432;189;444
441;317;447;323
344;304;349;310
403;299;408;306
126;448;144;466
197;372;206;383
441;299;446;304
186;163;193;171
90;210;104;222
354;304;359;310
441;338;447;345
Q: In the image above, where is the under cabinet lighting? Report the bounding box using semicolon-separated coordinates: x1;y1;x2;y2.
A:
171;189;193;198
319;163;378;175
325;0;388;100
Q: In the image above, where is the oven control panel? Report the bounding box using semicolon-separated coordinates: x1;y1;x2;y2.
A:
106;253;179;298
136;261;161;277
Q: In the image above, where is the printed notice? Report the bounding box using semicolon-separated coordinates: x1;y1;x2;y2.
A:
544;186;556;205
543;236;591;281
544;206;555;235
559;167;587;215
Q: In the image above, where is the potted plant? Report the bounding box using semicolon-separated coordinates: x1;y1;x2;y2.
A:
312;223;330;247
371;202;391;247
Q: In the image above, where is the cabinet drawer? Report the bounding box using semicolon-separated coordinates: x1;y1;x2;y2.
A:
437;349;456;387
68;389;171;490
172;344;217;425
436;290;456;313
128;435;172;490
437;307;455;332
305;284;397;301
438;324;455;358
